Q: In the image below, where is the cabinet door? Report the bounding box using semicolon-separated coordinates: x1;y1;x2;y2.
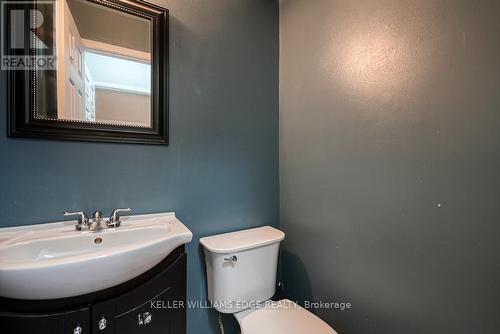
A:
0;307;89;334
0;312;64;334
114;288;173;334
113;254;186;334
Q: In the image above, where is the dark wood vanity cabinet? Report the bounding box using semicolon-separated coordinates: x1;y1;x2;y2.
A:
0;248;186;334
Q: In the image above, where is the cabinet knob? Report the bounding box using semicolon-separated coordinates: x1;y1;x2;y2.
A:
138;311;152;326
144;312;152;325
73;325;83;334
98;316;107;331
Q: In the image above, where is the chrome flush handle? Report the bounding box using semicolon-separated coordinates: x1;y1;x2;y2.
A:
224;256;237;263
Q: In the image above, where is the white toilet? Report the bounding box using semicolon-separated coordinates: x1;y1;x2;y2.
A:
200;226;338;334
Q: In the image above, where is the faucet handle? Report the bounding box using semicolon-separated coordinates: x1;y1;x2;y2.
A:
64;211;89;231
108;208;131;227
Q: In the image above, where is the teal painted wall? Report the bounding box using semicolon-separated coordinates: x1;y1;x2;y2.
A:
0;1;278;333
280;0;500;333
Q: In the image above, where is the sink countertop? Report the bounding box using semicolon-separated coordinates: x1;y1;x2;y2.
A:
0;212;193;300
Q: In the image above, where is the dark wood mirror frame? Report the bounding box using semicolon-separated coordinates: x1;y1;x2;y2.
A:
6;0;169;145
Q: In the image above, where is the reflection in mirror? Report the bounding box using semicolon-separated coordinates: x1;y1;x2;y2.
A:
36;0;152;127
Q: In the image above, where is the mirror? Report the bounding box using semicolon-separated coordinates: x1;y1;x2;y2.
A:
7;0;168;144
39;0;152;127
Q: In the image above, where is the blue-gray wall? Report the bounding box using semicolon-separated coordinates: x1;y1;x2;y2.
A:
0;1;278;333
280;0;500;333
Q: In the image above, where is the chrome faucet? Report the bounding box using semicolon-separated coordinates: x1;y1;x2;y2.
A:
90;211;106;231
65;208;131;231
108;208;131;228
64;211;90;231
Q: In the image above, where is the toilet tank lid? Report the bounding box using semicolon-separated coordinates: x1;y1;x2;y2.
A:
200;226;285;254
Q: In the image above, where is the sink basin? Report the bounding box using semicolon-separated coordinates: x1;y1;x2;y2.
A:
0;212;192;300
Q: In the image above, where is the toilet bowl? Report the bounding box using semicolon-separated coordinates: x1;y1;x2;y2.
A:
234;299;337;334
200;226;338;334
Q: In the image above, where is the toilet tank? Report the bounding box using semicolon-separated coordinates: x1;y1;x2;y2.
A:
200;226;285;314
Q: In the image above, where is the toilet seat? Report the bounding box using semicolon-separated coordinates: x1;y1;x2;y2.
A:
235;299;337;334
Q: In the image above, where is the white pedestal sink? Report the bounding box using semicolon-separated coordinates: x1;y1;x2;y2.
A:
0;212;192;300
